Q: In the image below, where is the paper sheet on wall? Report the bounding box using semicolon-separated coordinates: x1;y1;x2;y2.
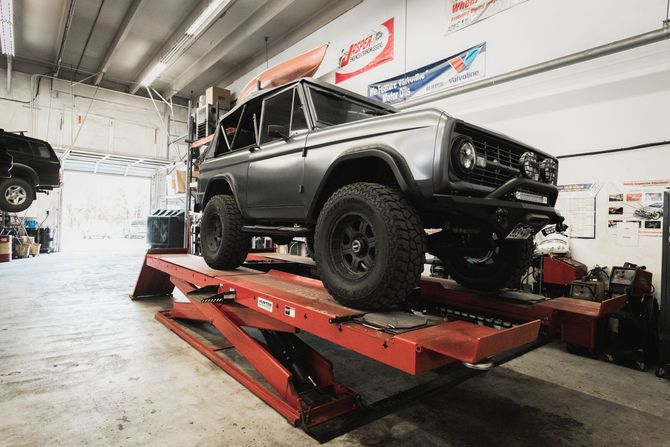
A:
607;179;668;238
555;183;598;239
616;221;639;246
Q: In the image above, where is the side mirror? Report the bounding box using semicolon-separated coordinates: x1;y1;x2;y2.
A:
267;125;289;140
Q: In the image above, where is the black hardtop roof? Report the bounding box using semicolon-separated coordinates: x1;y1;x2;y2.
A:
0;129;53;146
224;78;397;117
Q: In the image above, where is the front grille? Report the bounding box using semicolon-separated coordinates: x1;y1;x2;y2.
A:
455;123;530;188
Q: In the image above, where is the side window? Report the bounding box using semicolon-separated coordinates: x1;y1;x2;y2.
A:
260;88;308;145
6;136;34;155
291;90;308;133
260;89;292;144
32;142;52;159
231;99;261;151
215;107;243;156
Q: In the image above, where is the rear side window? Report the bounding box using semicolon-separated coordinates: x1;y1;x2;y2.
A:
31;142;53;159
5;136;34;155
214;98;262;156
231;99;262;150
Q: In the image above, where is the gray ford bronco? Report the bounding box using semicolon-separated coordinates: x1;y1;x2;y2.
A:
196;78;563;309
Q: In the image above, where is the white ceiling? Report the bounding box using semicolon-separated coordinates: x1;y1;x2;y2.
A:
5;0;362;100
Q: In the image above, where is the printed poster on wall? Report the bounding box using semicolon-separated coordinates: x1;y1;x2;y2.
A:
368;42;486;104
555;183;598;239
335;18;394;84
446;0;527;34
607;180;668;238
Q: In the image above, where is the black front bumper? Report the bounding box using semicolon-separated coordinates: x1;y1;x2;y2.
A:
432;178;563;236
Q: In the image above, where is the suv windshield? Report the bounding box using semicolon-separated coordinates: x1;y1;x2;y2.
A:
308;87;391;128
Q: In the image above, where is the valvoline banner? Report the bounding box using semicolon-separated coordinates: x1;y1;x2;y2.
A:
335;18;394;84
446;0;527;34
368;42;486;104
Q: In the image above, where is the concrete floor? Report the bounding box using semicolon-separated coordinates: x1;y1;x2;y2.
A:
1;249;669;446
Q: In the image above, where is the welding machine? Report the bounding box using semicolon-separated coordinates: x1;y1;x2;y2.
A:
601;263;658;371
539;256;588;297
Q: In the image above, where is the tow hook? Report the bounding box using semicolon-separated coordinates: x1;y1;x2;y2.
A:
495;208;508;228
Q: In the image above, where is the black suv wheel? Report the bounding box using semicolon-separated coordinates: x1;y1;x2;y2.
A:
315;182;425;309
436;236;533;290
201;195;249;270
0;178;34;212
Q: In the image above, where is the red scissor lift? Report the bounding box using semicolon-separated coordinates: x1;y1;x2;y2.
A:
131;249;625;441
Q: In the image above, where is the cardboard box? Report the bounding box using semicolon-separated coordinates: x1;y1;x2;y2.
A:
205;86;231;111
168;169;198;195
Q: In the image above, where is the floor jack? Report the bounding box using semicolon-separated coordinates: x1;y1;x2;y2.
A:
131;249;626;441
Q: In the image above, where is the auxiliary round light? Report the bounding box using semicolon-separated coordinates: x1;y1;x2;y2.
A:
519;152;539;180
540;158;558;184
456;140;477;173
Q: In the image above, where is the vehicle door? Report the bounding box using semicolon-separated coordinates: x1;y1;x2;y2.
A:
201;98;262;214
246;85;309;220
4;134;35;172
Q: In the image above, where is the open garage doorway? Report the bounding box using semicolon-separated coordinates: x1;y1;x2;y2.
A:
60;171;151;253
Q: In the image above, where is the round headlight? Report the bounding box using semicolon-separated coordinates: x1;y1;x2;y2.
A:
540;158;558;184
456;140;477;173
519;152;539;180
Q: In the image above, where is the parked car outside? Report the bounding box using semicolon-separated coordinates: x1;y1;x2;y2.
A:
123;218;148;239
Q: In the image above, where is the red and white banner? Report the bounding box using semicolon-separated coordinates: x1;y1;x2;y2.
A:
335;18;394;84
446;0;527;34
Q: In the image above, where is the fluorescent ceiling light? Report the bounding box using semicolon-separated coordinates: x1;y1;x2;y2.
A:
141;62;167;87
140;0;233;88
187;0;230;36
0;0;15;56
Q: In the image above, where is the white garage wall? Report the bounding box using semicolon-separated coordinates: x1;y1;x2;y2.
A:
223;0;670;289
0;70;188;160
0;70;190;247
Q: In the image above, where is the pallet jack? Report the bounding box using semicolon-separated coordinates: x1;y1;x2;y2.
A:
131;248;627;441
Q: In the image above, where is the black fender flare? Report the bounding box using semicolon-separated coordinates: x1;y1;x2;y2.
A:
307;145;419;219
8;163;39;186
202;173;242;210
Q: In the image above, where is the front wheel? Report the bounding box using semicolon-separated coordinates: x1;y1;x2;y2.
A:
201;195;249;270
315;183;425;310
0;178;34;212
435;236;533;291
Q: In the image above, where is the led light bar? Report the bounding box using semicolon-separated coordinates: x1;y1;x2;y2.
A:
515;190;548;205
0;0;15;56
140;0;234;87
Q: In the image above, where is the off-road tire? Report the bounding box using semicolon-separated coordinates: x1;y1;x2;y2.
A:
201;195;249;270
437;239;533;291
315;182;425;309
0;177;34;213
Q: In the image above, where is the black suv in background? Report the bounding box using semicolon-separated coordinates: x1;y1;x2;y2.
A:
0;138;11;178
0;130;62;212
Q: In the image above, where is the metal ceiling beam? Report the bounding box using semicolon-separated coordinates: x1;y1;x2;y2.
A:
129;0;212;95
54;0;78;78
164;0;296;98
94;0;146;86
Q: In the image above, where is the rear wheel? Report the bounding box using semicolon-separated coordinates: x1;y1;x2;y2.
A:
201;195;249;270
315;183;425;309
0;178;34;212
435;235;533;291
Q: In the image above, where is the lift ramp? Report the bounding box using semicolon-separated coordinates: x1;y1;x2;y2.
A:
131;249;618;441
